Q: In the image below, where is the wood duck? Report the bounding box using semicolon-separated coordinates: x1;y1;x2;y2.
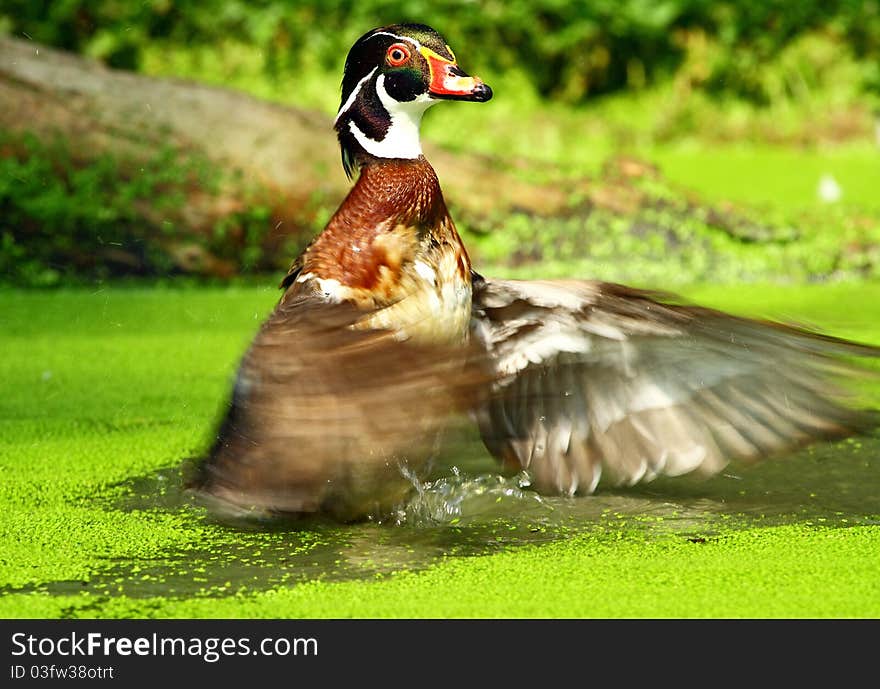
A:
190;23;879;521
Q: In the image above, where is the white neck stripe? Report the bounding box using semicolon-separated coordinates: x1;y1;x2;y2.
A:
347;74;434;160
335;66;377;124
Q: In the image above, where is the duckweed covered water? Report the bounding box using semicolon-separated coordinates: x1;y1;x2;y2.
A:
0;285;878;618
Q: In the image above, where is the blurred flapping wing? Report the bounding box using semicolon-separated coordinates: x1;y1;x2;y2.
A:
471;277;879;496
190;296;483;521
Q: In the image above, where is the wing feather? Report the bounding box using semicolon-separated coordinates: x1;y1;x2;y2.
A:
471;277;879;496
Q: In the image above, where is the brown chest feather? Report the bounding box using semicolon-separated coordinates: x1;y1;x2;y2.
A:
281;158;472;324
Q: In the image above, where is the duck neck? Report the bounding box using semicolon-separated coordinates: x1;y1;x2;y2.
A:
335;156;450;235
294;156;464;297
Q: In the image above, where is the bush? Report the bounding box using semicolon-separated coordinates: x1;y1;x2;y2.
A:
0;131;286;286
0;132;177;285
3;1;879;102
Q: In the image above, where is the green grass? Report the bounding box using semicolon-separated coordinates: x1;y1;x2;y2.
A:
650;143;880;212
1;285;879;618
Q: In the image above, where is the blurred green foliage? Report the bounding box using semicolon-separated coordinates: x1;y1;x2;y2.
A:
3;0;880;102
0;132;177;286
0;132;285;286
458;166;880;286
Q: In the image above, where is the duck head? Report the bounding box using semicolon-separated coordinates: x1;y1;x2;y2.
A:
334;23;492;178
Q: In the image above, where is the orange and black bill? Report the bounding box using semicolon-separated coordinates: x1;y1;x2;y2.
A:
420;46;493;102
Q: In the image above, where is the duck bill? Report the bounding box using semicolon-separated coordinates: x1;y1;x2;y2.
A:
420;47;493;102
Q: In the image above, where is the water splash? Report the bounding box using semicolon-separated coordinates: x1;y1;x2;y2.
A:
396;467;550;526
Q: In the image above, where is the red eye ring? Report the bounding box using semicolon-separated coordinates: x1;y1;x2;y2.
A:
386;43;411;67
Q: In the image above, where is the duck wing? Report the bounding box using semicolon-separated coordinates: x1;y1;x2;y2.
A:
190;296;482;521
470;277;879;496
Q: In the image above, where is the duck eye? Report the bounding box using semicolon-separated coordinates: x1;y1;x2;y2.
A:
386;44;410;67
